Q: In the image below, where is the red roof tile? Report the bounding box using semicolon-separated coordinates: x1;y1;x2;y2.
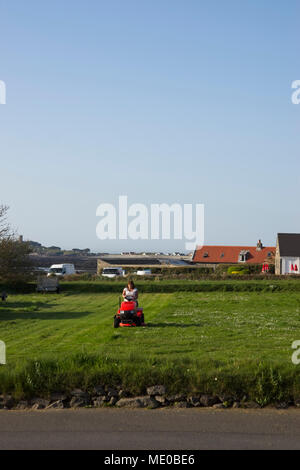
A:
192;246;275;264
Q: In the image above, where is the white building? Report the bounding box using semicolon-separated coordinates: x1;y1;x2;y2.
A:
275;233;300;275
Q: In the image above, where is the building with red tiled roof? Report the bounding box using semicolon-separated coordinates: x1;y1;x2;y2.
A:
192;240;275;268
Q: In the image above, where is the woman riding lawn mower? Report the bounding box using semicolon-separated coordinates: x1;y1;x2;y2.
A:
114;281;145;328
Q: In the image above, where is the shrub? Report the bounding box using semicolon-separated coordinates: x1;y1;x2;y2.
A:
227;265;250;275
0;238;33;285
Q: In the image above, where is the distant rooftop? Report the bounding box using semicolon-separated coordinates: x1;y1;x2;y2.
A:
98;255;190;267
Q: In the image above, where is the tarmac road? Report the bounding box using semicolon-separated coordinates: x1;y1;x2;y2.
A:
0;408;300;450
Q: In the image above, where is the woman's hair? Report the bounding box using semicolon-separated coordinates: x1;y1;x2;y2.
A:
128;280;135;289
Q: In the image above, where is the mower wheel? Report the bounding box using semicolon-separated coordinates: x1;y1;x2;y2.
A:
114;316;120;329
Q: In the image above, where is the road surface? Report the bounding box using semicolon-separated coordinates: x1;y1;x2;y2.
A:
0;408;300;450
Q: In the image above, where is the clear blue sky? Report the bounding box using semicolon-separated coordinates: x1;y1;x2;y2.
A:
0;0;299;252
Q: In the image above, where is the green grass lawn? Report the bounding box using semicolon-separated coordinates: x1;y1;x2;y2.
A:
0;287;300;403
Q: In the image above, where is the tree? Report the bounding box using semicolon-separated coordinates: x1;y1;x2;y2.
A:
0;205;10;240
0;238;32;283
0;205;32;283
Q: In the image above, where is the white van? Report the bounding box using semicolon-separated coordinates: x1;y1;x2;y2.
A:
102;267;125;279
47;264;76;277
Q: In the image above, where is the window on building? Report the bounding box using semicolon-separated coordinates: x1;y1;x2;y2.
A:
238;250;249;263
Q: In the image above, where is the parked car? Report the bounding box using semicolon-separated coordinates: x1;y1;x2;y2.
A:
136;269;152;276
102;267;125;279
47;264;76;277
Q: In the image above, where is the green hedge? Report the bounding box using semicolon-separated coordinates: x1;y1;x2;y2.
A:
3;278;300;295
98;266;215;276
58;280;300;294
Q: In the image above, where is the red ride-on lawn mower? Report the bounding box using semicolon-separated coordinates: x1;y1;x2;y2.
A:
114;296;145;328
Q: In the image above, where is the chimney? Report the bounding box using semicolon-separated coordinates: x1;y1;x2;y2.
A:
256;239;263;251
19;235;23;243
